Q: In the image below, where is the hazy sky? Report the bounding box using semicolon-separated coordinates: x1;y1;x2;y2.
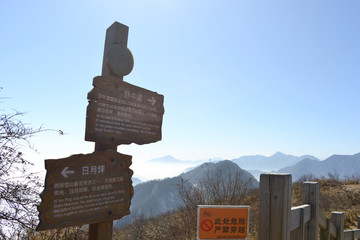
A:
1;1;359;179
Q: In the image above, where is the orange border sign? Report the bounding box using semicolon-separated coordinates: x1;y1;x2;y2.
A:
197;205;250;240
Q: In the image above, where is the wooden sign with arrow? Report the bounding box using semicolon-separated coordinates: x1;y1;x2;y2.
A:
85;76;164;145
37;150;133;231
37;21;164;240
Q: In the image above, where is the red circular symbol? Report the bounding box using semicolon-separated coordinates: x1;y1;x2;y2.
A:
201;219;213;232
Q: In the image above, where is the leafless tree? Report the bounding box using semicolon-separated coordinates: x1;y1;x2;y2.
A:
178;169;254;207
177;168;255;239
0;110;46;238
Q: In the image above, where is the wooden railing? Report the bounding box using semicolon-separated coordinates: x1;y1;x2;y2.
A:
259;173;360;240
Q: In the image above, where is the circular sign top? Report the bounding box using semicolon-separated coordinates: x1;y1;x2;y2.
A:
105;44;134;77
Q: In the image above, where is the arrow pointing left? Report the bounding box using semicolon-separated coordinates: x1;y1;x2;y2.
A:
61;167;74;178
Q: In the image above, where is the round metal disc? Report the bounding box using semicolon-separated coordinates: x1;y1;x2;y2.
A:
105;44;134;77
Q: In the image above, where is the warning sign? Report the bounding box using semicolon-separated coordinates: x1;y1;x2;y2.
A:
197;205;250;240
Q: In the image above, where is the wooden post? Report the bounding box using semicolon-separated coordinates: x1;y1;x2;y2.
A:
358;216;360;240
101;22;131;78
259;173;292;240
290;206;306;240
88;22;131;240
89;221;113;240
319;218;330;240
88;143;117;240
331;212;344;240
303;181;319;240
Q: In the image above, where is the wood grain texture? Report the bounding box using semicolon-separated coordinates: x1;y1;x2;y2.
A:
37;150;133;231
259;173;292;240
85;76;164;145
303;182;319;240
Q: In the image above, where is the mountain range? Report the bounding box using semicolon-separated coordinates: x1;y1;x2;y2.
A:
278;152;360;181
135;152;319;181
232;152;319;171
118;152;360;228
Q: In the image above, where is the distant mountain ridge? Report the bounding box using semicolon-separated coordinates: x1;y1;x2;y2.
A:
140;152;320;181
231;152;319;172
278;152;360;181
147;155;185;163
147;155;223;164
132;177;143;186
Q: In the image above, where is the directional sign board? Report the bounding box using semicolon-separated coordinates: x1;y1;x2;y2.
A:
37;150;133;231
197;205;250;240
85;76;165;145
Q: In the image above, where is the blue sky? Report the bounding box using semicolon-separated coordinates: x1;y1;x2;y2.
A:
1;1;359;179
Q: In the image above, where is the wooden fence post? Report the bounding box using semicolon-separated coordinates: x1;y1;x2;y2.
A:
319;218;330;240
303;182;319;240
290;206;306;240
358;216;360;240
331;212;344;240
259;173;292;240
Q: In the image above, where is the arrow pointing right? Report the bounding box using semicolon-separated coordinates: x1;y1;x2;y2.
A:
147;97;156;106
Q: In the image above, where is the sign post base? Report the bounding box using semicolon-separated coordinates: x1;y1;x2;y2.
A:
89;221;113;240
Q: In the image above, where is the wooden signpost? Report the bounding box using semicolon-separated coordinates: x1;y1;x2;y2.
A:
37;21;164;240
85;76;164;145
37;150;133;231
